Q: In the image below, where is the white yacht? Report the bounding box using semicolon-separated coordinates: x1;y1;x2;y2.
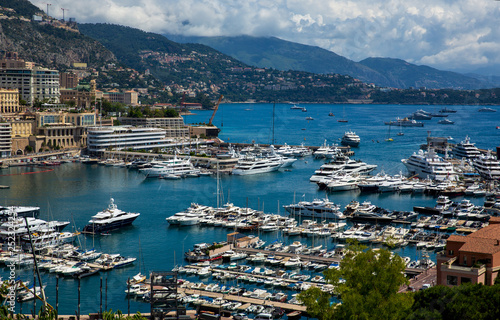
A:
340;131;360;147
0;216;69;238
401;148;457;180
473;150;500;180
0;206;40;219
283;198;346;219
451;136;481;160
309;154;350;182
140;156;200;178
83;198;140;234
232;148;295;175
326;175;361;192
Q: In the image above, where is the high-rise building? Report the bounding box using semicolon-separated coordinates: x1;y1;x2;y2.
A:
0;54;60;105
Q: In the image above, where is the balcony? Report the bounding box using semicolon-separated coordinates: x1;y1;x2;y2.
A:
441;256;486;276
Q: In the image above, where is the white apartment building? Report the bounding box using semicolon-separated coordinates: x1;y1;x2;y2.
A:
87;126;173;153
0;122;12;158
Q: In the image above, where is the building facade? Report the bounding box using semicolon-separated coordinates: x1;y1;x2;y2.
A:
0;122;12;158
0;55;60;105
30;111;97;151
59;80;96;109
96;90;138;106
0;88;22;113
437;217;500;286
87;126;171;153
117;117;189;138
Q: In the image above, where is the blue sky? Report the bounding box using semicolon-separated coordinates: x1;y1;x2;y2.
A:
32;0;500;74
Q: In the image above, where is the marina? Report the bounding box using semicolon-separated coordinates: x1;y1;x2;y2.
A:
1;103;499;316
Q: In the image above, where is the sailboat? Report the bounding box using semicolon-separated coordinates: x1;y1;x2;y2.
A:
337;105;348;122
385;124;394;142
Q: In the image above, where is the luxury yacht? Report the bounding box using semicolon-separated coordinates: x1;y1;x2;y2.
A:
139;156;200;178
340;131;360;147
451;136;481;160
472;150;500;180
283;198;346;219
83;198;140;234
401;149;457;180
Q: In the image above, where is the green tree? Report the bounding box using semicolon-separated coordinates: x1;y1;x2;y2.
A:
299;243;413;320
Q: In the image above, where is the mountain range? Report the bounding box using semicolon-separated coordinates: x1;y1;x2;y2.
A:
166;35;497;90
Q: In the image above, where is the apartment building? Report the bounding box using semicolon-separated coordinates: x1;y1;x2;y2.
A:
0;122;12;158
0;55;60;105
437;216;500;286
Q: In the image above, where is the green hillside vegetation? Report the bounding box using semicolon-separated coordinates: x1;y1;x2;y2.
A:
359;58;485;90
0;0;42;18
167;34;491;90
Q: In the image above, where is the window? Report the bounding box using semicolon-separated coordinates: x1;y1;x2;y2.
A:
461;277;471;284
463;255;467;265
447;275;458;286
448;250;454;255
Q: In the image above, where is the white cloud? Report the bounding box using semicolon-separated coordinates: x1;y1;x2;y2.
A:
31;0;500;72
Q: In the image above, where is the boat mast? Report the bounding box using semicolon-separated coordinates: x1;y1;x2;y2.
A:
272;102;275;145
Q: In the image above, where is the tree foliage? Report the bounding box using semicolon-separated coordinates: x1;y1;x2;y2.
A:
299;243;413;320
407;284;500;320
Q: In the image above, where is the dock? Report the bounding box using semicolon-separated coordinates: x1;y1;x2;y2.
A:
179;287;307;312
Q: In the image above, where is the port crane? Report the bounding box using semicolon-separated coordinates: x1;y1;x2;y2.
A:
208;95;223;126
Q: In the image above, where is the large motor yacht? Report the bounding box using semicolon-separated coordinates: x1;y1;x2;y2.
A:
401;148;457;181
283;198;346;220
83;198;140;234
139;156;200;178
472;151;500;180
451;136;481;160
340;131;360;147
232;147;296;175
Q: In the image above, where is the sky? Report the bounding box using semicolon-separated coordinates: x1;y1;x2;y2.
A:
32;0;500;74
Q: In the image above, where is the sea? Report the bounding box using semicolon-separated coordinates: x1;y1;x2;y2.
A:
0;103;499;315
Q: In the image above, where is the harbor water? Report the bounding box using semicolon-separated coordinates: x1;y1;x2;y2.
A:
0;103;498;315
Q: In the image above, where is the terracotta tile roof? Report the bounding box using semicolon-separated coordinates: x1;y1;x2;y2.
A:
488;216;500;225
460;238;500;254
467;224;500;240
447;224;500;255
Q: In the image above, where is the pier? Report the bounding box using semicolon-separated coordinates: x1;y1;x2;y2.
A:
179;287;307;312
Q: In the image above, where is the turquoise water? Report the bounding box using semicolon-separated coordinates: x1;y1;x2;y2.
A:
1;103;498;315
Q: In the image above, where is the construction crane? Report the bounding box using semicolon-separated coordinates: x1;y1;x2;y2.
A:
61;8;69;21
208;95;223;126
42;3;52;16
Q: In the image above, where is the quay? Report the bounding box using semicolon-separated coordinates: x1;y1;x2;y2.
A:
179;287;307;312
230;247;426;275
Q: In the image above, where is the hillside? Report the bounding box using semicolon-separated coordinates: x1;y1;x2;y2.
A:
359;58;486;90
78;23;369;103
167;34;491;90
0;1;116;69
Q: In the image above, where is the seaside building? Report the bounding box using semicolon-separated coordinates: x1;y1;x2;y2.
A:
87;126;173;153
436;217;500;286
117;116;189;138
29;111;97;151
0;122;12;158
0;53;60;105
